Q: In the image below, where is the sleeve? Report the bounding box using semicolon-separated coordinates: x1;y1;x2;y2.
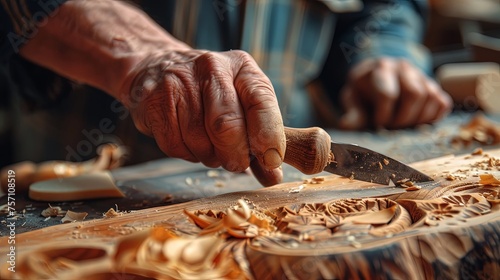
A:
1;0;71;108
320;0;431;103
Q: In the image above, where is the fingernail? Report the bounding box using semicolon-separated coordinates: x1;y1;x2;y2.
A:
263;148;282;169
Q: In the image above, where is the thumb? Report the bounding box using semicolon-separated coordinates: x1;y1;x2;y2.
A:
249;157;283;187
339;87;367;130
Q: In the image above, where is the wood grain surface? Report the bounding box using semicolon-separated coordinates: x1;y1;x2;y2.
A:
1;149;499;279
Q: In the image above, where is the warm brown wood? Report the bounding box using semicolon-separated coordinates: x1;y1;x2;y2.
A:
1;149;499;279
283;127;332;174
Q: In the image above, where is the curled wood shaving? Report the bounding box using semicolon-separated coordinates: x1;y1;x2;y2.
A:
184;199;275;238
41;204;66;217
61;210;88;223
113;227;242;279
103;208;121;218
451;113;500;147
479;174;500;186
395;179;415;188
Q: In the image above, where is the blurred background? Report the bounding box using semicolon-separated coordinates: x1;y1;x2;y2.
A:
0;0;499;169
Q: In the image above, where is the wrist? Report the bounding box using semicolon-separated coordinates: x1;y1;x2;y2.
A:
18;0;192;101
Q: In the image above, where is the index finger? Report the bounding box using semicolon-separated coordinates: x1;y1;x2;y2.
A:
230;51;285;170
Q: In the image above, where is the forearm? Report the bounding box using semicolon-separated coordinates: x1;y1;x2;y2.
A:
336;0;431;73
18;0;190;98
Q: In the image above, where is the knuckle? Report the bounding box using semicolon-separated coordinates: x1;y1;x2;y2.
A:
195;53;226;76
229;49;253;62
375;57;394;69
377;90;398;103
197;52;219;64
407;87;426;100
397;59;412;69
209;113;245;139
240;86;277;110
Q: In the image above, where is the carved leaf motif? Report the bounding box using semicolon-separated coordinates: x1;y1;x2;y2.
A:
400;193;494;227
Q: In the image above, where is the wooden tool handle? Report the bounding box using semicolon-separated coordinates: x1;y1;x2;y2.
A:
284;127;332;175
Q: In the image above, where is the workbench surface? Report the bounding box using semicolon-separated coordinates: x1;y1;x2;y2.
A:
1;112;499;235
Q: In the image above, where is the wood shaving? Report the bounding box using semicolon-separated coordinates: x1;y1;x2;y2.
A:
405;186;422;192
472;148;484;155
396;178;410;184
451;113;500;146
214;180;225;188
303;177;325;185
478;174;500;186
207;170;220;178
470;156;500;171
41;204;66;217
312;177;325;182
184;199;275;238
396;178;413;187
289;184;305;193
403;181;416;187
445;174;467;181
103;208;122;218
61;210;88;223
327;151;335;164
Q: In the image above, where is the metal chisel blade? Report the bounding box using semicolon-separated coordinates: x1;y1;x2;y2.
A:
324;142;433;185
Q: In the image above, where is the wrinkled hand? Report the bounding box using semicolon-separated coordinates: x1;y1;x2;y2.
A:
118;49;285;186
339;57;452;130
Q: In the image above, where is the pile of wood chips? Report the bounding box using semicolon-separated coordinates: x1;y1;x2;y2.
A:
451;113;500;146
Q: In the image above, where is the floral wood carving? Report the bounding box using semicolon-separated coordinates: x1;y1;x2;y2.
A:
2;154;500;280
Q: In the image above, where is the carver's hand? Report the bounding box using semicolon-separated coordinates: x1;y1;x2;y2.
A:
339;57;452;130
118;49;286;186
16;0;285;186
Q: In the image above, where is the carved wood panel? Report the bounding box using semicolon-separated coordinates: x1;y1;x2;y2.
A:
1;150;499;279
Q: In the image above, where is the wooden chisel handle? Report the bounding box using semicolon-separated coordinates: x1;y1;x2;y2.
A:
283;127;333;175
